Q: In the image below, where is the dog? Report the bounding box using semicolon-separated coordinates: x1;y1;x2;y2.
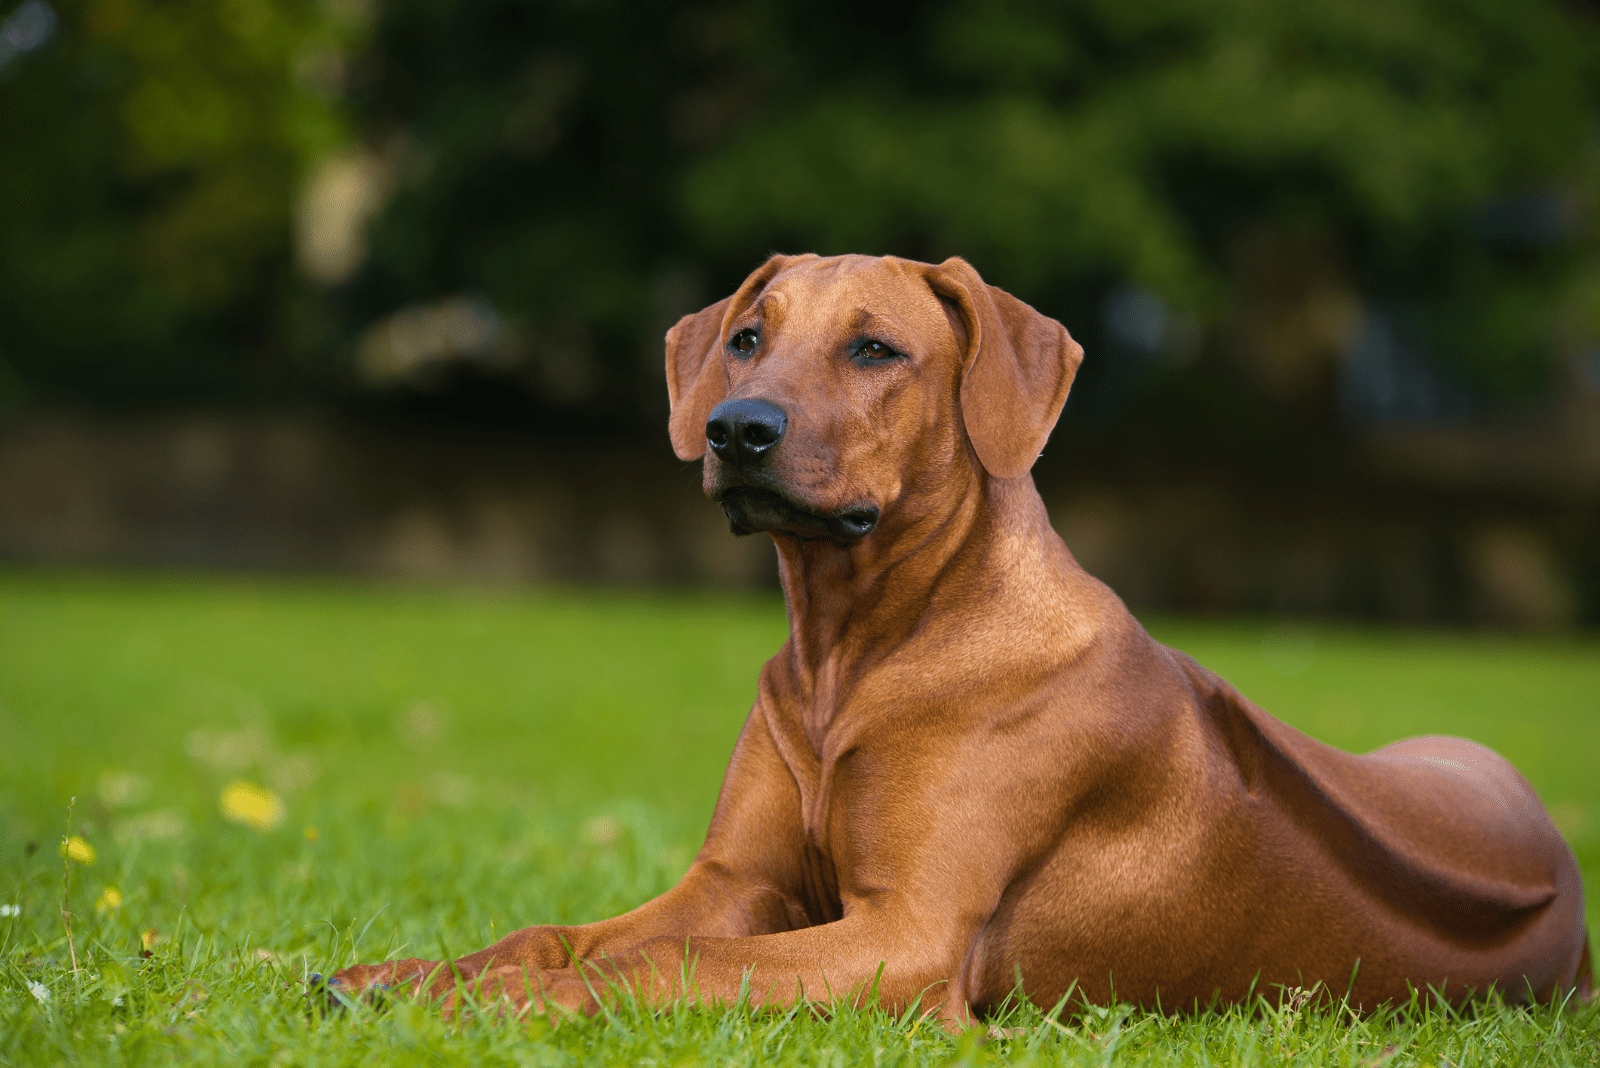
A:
329;253;1591;1024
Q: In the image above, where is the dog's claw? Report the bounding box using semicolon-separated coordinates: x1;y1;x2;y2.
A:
307;970;400;1018
305;972;347;1017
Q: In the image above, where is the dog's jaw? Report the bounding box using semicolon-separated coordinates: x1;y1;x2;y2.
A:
712;483;879;545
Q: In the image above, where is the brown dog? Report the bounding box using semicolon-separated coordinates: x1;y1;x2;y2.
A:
330;253;1591;1023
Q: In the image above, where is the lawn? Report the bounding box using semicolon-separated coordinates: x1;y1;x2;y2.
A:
1;569;1596;1066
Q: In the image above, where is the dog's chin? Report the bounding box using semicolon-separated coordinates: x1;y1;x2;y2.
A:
714;486;879;545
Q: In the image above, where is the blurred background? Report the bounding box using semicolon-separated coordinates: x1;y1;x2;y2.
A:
3;0;1600;626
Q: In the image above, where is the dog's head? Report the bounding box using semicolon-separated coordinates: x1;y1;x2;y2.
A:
665;254;1083;545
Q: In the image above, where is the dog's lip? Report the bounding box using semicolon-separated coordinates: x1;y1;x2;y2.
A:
714;483;880;544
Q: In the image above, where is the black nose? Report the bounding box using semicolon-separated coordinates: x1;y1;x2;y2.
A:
706;398;788;466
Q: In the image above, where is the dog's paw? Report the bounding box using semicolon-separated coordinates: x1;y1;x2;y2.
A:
319;959;441;1004
437;963;596;1022
305;972;362;1016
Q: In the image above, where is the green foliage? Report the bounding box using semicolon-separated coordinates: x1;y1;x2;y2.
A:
2;0;1597;421
348;0;1600;414
677;0;1599;400
0;0;352;405
0;571;1597;1063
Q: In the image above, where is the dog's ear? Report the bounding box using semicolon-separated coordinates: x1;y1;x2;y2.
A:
929;256;1083;480
665;294;735;460
664;254;804;460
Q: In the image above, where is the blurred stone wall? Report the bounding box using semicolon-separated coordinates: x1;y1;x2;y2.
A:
0;413;1593;627
1054;482;1589;628
0;414;774;588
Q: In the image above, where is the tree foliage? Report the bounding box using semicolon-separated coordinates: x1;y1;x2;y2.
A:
2;0;1597;436
0;0;349;405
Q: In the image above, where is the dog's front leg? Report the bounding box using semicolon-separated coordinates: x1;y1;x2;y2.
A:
327;859;803;1001
326;710;812;1004
448;910;986;1030
323;855;803;1007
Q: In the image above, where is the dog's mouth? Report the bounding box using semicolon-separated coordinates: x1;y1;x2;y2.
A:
714;485;879;545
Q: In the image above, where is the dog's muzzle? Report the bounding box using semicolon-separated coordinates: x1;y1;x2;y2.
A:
705;397;878;544
715;486;879;544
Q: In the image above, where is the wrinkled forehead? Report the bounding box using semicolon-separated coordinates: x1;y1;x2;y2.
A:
751;256;954;348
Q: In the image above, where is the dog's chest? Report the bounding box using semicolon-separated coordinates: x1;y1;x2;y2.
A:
773;705;938;918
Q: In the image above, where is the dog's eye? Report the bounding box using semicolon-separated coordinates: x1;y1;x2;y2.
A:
729;329;759;355
858;340;898;361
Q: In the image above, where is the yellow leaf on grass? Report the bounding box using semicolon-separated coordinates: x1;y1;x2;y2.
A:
219;780;284;831
61;836;96;864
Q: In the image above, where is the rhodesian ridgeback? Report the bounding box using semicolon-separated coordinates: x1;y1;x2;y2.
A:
329;253;1591;1023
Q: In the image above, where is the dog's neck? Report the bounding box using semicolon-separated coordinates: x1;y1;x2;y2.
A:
767;472;1099;746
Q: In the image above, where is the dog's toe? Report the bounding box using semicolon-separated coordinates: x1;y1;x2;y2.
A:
307;970;403;1017
305;972;349;1016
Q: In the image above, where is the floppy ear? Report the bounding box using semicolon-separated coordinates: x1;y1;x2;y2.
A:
665;294;734;460
929;257;1083;480
664;254;806;460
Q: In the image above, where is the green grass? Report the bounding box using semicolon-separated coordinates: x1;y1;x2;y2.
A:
1;569;1596;1065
